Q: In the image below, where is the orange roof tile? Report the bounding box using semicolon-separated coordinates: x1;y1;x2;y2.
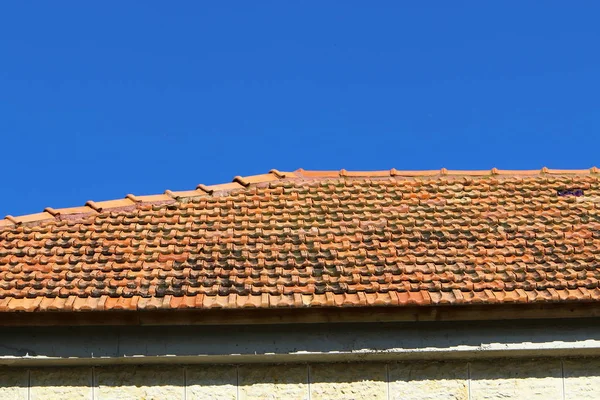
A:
1;167;600;312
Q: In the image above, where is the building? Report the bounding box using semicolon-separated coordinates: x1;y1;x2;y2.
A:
1;168;600;399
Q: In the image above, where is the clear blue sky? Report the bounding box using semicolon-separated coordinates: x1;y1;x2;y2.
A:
1;2;599;217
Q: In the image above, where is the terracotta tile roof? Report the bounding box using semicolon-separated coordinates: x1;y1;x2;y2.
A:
1;167;600;312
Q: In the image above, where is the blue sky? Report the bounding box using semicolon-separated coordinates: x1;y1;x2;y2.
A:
1;2;599;217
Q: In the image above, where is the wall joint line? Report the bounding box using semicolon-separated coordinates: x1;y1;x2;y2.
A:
467;362;472;400
385;363;391;400
561;359;566;400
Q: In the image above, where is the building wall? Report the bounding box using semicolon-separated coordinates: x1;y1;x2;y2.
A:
1;358;599;400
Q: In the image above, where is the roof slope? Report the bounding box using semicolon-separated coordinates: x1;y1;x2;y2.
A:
1;168;600;312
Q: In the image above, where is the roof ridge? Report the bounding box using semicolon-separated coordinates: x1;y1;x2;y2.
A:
296;167;600;177
1;167;598;229
0;169;295;229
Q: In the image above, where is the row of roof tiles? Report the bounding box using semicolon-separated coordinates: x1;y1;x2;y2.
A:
0;288;596;312
2;167;599;228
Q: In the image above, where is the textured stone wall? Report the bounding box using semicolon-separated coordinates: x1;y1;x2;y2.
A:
2;358;600;399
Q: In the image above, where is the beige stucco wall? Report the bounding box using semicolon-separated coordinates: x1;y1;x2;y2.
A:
1;358;598;399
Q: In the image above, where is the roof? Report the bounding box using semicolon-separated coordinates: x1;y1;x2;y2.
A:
1;167;600;314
